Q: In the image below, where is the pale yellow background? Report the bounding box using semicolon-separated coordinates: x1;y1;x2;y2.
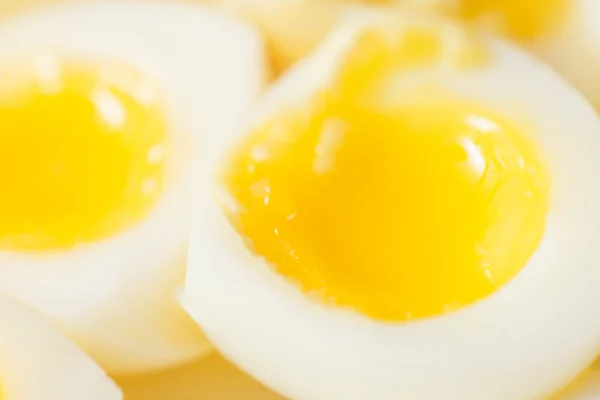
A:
115;353;284;400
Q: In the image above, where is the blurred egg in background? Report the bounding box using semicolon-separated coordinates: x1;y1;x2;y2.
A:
0;0;266;376
207;0;600;109
404;0;600;116
0;295;121;400
0;0;282;398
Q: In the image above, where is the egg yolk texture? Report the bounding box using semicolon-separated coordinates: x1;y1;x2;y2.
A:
221;26;550;321
0;57;167;251
454;0;569;40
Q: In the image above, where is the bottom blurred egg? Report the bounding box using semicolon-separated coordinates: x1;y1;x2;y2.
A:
0;295;121;400
554;362;600;400
116;353;283;400
116;354;600;400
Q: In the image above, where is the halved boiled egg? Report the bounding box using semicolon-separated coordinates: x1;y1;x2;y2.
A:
411;0;600;109
184;11;600;400
0;294;121;399
0;0;268;374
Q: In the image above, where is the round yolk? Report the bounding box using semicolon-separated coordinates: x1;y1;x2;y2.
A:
455;0;569;40
0;56;167;251
221;26;549;321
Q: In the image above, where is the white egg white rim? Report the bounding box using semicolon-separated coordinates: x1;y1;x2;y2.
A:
0;295;122;400
0;1;267;373
528;0;600;110
184;13;600;400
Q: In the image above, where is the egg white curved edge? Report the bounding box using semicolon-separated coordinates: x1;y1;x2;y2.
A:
528;0;600;109
183;13;600;400
0;295;122;400
0;0;268;374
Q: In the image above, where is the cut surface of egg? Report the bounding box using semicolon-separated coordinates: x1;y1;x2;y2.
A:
184;11;600;400
0;0;267;374
0;57;166;250
0;294;122;400
220;56;549;321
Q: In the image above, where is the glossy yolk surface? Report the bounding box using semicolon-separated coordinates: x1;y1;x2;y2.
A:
0;57;167;251
221;26;549;321
457;0;569;40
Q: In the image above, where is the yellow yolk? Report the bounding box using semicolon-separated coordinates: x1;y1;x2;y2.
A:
0;57;167;251
455;0;569;40
221;27;549;321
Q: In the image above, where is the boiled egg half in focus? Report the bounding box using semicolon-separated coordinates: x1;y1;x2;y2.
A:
0;1;268;374
184;11;600;400
0;295;121;399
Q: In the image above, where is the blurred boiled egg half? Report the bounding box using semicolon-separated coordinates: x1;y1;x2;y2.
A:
0;294;121;399
0;0;268;375
406;0;600;110
209;0;600;111
184;10;600;400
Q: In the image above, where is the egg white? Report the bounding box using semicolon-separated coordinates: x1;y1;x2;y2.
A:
526;0;600;109
0;0;268;375
0;294;121;400
183;11;600;400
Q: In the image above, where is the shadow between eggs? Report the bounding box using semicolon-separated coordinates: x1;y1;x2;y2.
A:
114;352;285;400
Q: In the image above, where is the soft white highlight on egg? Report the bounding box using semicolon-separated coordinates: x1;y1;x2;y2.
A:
0;0;268;374
0;295;122;400
183;12;600;400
